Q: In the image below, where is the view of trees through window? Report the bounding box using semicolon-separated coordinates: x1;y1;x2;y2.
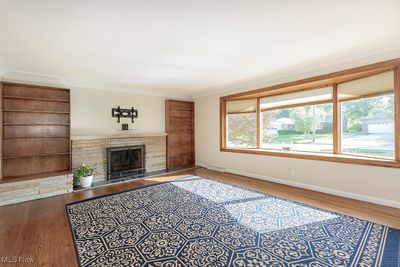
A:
226;94;395;159
223;67;398;165
227;94;395;158
261;104;333;152
341;94;394;159
227;112;257;148
226;95;395;158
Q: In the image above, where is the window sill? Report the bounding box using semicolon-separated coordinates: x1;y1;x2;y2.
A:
221;147;400;168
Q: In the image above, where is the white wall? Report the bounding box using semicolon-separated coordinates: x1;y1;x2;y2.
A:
0;72;167;135
71;87;165;136
195;90;400;209
0;58;5;79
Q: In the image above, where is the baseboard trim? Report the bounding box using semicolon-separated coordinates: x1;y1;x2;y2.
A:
196;163;400;209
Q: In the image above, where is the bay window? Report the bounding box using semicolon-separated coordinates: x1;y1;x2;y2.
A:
220;59;400;168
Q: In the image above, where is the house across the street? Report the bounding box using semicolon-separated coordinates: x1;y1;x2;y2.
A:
362;113;394;134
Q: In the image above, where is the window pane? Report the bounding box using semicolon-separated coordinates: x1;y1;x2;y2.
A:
226;99;257;148
261;103;333;153
341;94;394;159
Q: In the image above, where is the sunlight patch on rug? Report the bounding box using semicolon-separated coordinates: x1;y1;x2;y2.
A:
170;177;264;203
225;198;338;232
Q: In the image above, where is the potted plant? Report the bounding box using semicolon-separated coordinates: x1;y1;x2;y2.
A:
74;163;95;188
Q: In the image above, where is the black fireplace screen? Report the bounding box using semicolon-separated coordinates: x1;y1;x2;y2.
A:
106;145;146;180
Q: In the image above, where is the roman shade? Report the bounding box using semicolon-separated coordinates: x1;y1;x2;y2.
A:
260;86;332;111
226;99;257;114
338;71;394;101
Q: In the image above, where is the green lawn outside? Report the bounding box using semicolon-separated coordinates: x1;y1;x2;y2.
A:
271;133;333;143
267;132;394;158
270;132;391;143
341;148;394;158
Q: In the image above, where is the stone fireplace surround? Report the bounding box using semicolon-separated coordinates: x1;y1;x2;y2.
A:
71;134;167;182
0;134;167;206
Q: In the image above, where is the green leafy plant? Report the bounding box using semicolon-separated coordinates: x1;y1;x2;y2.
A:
73;163;95;182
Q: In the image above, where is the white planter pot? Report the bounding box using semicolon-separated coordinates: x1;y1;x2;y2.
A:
73;179;81;187
80;175;93;188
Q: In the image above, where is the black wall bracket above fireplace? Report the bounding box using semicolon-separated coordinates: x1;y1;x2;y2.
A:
112;106;138;123
106;145;146;180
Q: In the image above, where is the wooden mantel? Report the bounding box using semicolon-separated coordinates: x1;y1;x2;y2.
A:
71;133;167;141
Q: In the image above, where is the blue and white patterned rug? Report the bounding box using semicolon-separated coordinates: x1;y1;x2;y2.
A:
66;176;399;267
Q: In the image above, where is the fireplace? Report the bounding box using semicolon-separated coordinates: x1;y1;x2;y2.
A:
106;145;146;180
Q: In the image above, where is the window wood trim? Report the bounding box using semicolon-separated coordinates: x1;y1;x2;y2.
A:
394;67;400;161
220;58;400;168
256;98;261;149
332;84;341;154
220;98;227;150
221;148;400;168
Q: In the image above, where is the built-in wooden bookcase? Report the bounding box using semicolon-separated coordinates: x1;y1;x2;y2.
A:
1;82;71;182
165;99;195;169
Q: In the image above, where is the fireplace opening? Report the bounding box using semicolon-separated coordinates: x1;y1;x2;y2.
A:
106;145;146;180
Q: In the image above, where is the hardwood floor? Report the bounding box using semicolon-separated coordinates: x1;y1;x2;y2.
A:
0;167;399;266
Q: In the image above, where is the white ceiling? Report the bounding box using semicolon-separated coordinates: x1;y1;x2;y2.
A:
0;0;399;99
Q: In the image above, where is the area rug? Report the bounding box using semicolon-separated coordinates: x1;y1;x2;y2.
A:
66;176;399;267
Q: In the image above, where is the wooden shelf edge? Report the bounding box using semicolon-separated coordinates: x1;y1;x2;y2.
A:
168;142;194;146
2;81;70;91
3;109;70;114
3;123;70;126
0;170;72;184
3;95;70;102
221;148;400;168
167;129;193;132
169;152;194;158
169;115;193;119
3;136;70;139
3;153;70;160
